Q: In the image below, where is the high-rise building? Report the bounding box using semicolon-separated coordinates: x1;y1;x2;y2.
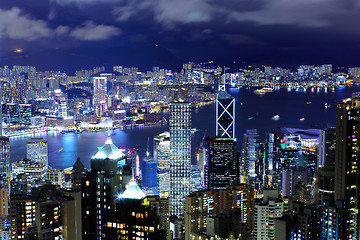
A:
18;104;31;125
185;184;254;240
3;103;19;124
103;180;165;239
0;137;10;189
11;159;47;192
169;102;191;217
314;127;336;203
142;159;157;188
0;187;9;239
216;91;235;138
334;93;360;239
318;127;336;167
27;138;48;167
82;135;127;239
154;132;171;198
54;89;68;117
93;77;107;107
243;129;260;186
282;167;308;197
254;190;284;240
206;137;238;190
10;184;79;240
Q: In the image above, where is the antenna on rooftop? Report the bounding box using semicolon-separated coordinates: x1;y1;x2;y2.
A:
218;66;226;92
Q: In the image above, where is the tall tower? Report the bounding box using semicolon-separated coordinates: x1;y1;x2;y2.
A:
93;77;107;107
216;91;235;138
154;132;171;198
206;137;238;190
169;102;191;217
335;93;360;239
82;135;127;239
0;137;10;189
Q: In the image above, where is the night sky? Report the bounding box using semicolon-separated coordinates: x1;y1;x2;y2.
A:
1;0;360;72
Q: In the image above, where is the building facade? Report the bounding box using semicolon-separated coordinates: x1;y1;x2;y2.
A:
169;102;191;217
27;138;48;168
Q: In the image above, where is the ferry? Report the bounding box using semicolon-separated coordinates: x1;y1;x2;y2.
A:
261;87;273;92
254;89;266;95
272;115;280;121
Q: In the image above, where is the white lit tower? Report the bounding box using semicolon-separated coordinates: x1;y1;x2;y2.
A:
216;68;235;138
154;132;171;198
169;102;191;217
93;77;107;116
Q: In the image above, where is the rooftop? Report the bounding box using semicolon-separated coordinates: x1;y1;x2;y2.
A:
118;180;146;200
92;136;125;160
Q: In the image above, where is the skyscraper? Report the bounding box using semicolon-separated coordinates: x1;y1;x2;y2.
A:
243;129;260;186
216;91;235;138
207;137;239;190
154;132;171;198
335;93;360;239
82;136;127;239
169;102;191;217
0;137;10;189
54;89;67;117
318;127;336;167
93;77;107;107
18;104;31;125
27;138;48;168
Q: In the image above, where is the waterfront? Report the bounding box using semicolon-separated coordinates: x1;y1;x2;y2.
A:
9;86;360;169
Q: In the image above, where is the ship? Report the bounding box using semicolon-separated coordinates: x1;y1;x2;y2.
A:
272;115;280;121
261;87;273;92
254;89;266;95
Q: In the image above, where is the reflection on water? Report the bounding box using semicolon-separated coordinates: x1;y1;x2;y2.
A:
10;86;360;169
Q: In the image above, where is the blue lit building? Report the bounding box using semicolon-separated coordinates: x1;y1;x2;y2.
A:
142;159;157;188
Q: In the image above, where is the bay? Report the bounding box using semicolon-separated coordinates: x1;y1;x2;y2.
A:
9;86;360;169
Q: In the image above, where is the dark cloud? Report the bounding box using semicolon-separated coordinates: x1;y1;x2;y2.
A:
1;0;360;67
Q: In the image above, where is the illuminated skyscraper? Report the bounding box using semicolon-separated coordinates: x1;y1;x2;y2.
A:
0;137;10;189
82;136;127;239
93;77;107;107
335;93;360;239
27;138;48;168
54;89;67;117
154;132;170;198
207;137;239;190
216;91;235;138
18;104;31;125
169;102;191;217
243;129;260;186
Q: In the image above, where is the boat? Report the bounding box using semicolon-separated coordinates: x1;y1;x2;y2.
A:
57;147;63;152
61;130;66;134
299;118;305;122
75;129;83;134
272;115;280;121
306;102;311;105
254;89;266;95
248;117;254;120
325;103;330;109
261;87;273;92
